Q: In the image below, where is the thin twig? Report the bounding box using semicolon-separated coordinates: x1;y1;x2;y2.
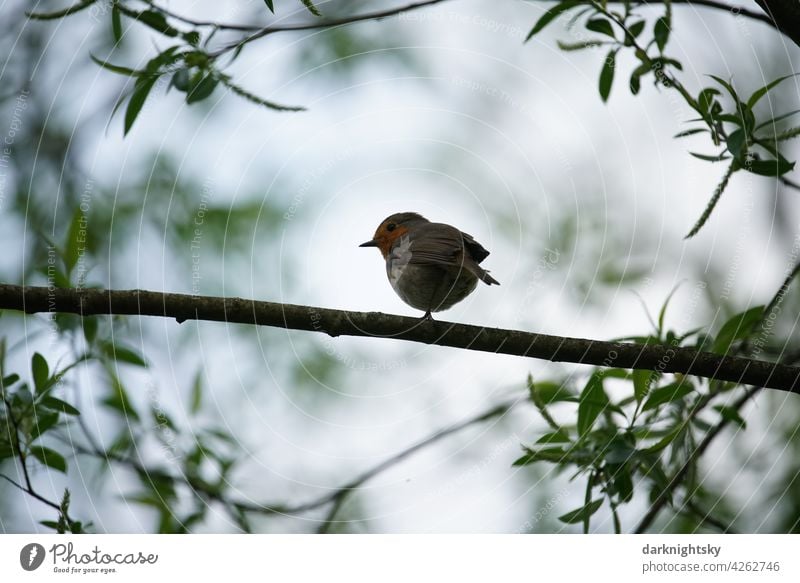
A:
209;0;451;58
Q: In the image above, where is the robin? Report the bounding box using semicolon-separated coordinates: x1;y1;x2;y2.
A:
359;212;499;319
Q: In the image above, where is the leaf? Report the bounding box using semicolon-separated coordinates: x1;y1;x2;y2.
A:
299;0;321;17
674;128;707;139
744;156;795;177
586;18;615;38
264;0;275;13
100;341;147;367
112;4;122;43
124;76;158;135
754;108;800;131
186;73;218;104
697;87;721;115
41;396;81;416
32;352;49;393
2;373;20;388
83;317;98;344
627;20;645;39
512;447;568;466
63;207;85;276
577;373;609;436
30;446;67;473
26;0;98;20
654;16;670;52
632;369;653;403
137;10;180;37
599;50;616;103
102;375;140;421
714;405;747;429
558;499;603;524
530;379;575;404
712;306;765;354
536;429;571;444
689;151;729;163
726;128;747;160
525;1;581;42
747;73;799;109
641;381;694;412
30;411;60;440
629;70;641;96
90;54;141;77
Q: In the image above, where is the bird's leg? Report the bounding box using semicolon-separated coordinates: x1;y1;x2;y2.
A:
421;311;434;321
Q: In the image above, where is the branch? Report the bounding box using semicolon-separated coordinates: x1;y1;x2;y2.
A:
2;284;800;393
754;0;800;48
634;385;760;532
209;0;451;58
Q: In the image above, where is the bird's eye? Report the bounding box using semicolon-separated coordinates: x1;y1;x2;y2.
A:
386;223;397;232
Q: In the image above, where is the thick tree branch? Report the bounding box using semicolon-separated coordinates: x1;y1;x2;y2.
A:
2;284;800;394
754;0;800;48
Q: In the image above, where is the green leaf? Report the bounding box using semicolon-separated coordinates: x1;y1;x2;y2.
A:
577;373;609;436
112;4;122;43
747;73;799;109
90;54;141;77
83;317;98;344
41;396;81;416
30;446;67;473
100;341;147;367
264;0;275;13
627;20;645;39
2;373;20;388
530;380;575;404
689;151;729;162
632;369;653;403
714;405;747;429
32;353;49;393
102;375;140;421
744;156;795;177
190;369;203;414
556;40;605;52
536;429;571;444
586;18;615;38
754;108;800;131
526;1;581;42
558;499;603;524
641;424;683;454
697;87;721;115
708;75;742;107
712;306;764;354
30;411;60;440
599;50;616;103
186;73;218;104
26;0;98;21
299;0;321;17
629;70;641;96
641;381;693;412
124;76;158;135
137;10;180;37
654;16;670;52
512;447;568;466
726;128;747;160
674;128;707;139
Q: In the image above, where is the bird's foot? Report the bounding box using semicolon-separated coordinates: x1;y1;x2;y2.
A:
421;311;435;322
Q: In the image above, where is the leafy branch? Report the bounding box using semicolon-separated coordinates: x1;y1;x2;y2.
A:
1;283;799;393
527;1;800;237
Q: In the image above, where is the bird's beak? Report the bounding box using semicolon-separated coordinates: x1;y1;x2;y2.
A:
359;240;378;248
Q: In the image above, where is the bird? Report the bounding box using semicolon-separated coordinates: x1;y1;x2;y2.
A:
359;212;499;319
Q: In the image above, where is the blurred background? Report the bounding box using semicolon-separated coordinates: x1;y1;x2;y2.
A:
1;0;799;533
